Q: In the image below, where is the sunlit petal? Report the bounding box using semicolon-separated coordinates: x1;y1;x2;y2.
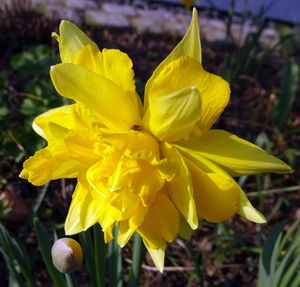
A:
238;189;266;223
143;240;165;273
144;8;201;109
50;63;141;131
65;176;102;235
137;193;180;248
161;142;198;229
52;20;98;63
143;85;201;142
178;130;292;176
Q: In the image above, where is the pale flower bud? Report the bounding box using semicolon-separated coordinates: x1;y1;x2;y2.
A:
51;238;83;273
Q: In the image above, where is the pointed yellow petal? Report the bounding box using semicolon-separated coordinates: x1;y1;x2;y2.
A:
185;157;240;222
144;8;201;109
65;177;102;235
161;142;198;229
179;217;194;240
137;193;180;249
50;63;141;131
143;85;201;142
177;130;292;176
53;20;98;63
238;189;266;223
145;56;229;136
104;225;114;243
143;240;166;273
118;220;135;247
32;105;75;140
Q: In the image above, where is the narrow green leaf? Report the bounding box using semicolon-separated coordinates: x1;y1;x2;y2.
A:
274;234;300;285
79;229;97;286
93;224;106;287
274;58;299;127
291;271;300;287
279;219;300;251
107;227;122;287
0;224;35;287
129;234;144;287
33;218;67;287
279;254;300;287
258;220;287;287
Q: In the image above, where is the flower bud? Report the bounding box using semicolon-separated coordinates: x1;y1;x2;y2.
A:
51;238;83;273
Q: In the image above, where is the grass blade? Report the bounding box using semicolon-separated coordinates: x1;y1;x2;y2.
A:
33;218;67;287
93;224;106;287
79;228;97;286
129;233;144;287
107;227;122;287
274;58;299;127
0;223;36;287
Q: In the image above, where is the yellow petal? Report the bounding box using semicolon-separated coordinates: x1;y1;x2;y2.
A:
118;220;135;247
143;85;201;142
143;240;165;273
179;217;194;240
32;105;75;140
144;8;200;110
146;56;229;136
20;148;83;186
98;202;123;234
177;130;292;176
52;20;98;63
160;8;201;63
185;157;240;222
65;177;102;235
161;142;198;229
50;63;141;131
238;189;266;223
137;193;180;249
74;45;142;116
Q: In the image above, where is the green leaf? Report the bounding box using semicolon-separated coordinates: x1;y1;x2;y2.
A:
129;234;144;287
79;228;98;286
258;220;287;287
274;59;299;127
0;223;36;286
107;227;122;287
33;218;67;287
258;220;300;287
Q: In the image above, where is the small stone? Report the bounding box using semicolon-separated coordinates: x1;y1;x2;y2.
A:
85;9;130;28
0;190;31;223
101;3;136;17
260;27;279;48
38;4;82;23
199;18;226;42
66;0;98;10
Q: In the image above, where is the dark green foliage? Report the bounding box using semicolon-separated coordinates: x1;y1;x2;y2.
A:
0;45;60;161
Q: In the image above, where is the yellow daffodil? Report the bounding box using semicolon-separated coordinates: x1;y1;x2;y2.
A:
20;9;291;272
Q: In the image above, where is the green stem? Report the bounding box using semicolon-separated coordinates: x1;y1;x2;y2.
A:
65;273;78;287
129;234;144;287
247;185;300;197
94;224;106;287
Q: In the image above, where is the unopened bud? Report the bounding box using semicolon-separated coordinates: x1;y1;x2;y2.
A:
51;238;83;273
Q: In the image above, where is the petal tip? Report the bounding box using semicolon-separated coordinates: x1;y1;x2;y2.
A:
191;224;198;230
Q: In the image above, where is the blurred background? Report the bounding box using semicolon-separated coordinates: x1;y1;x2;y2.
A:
0;0;299;286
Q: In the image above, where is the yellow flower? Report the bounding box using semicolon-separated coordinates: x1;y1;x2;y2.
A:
20;9;291;272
